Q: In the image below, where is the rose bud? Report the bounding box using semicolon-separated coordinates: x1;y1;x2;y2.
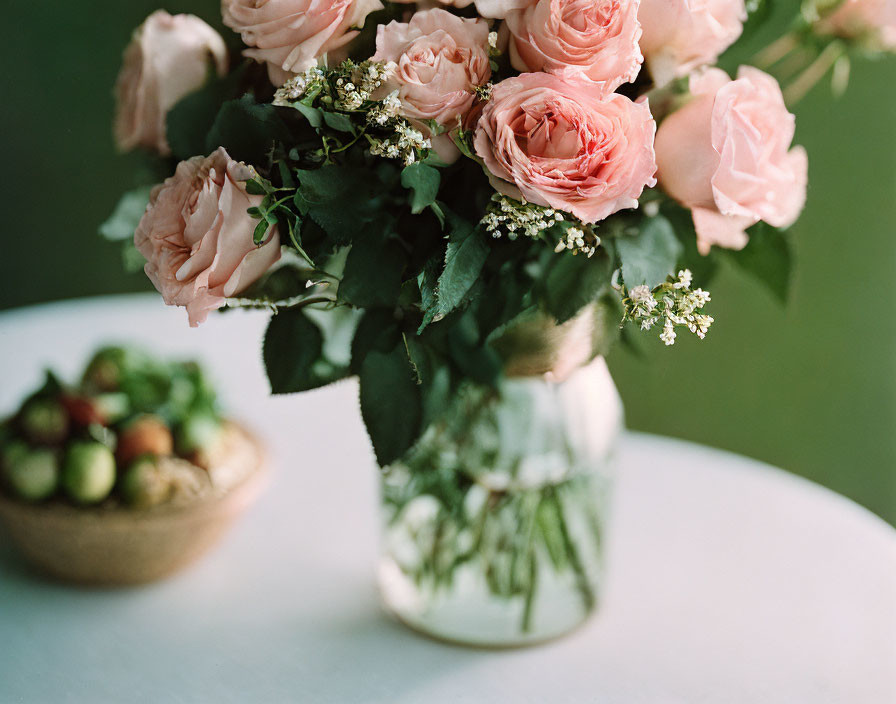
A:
115;11;228;155
116;415;174;466
62;442;117;505
5;448;60;502
20;398;69;446
120;457;173;509
134;148;282;326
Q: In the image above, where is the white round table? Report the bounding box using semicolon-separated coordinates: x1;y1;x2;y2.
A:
1;295;894;704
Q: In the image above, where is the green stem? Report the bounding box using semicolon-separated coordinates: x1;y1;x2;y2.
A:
784;40;845;105
753;32;800;69
223;293;338;312
552;489;596;613
518;491;540;633
521;552;538;634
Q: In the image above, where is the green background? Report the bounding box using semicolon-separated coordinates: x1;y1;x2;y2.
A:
1;2;894;522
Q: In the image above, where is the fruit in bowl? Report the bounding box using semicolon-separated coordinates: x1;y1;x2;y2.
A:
0;346;266;585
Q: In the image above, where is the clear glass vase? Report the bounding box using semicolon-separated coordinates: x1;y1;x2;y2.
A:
378;354;623;647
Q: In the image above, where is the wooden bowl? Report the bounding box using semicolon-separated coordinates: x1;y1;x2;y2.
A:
0;424;267;586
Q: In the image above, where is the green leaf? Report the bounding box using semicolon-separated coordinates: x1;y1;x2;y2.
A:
404;336;452;430
542;252;613;324
401;163;441;214
350;308;401;374
338;233;406;308
662;203;719;286
322;111;356;133
723;222;792;303
121;243;146;273
244;179;267;196
253;218;271;245
263;309;325;394
99;186;153;241
206;94;291;165
423;225;489;327
615;215;683;289
447;311;503;386
292;102;324;128
438;231;488;312
358;344;422;465
295;165;381;244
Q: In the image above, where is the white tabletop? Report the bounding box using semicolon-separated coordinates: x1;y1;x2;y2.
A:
0;295;894;704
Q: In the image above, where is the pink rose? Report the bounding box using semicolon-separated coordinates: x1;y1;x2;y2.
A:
372;9;491;128
222;0;384;86
505;0;643;93
474;73;657;223
135;148;282;326
818;0;896;51
638;0;746;86
655;67;808;254
474;0;533;17
391;0;476;7
115;11;227;156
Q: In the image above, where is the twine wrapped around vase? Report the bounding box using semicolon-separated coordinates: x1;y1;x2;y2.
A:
492;303;618;382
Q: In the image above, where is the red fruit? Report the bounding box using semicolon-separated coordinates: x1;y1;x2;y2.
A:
116;415;174;465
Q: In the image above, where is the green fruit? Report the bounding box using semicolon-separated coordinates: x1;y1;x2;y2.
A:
62;442;116;505
6;448;59;501
81;347;129;392
175;414;222;455
120;457;171;509
20;398;69;445
2;440;29;472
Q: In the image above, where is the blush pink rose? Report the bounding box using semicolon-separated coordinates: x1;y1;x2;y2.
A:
222;0;384;86
505;0;643;93
391;0;476;7
115;11;227;156
638;0;746;86
818;0;896;51
474;0;533;17
474;73;657;224
372;9;491;128
135;147;282;326
655;67;808;254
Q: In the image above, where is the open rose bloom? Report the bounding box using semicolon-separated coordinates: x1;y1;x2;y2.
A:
373;9;491;128
474;73;657;223
135;148;281;326
505;0;643;93
655;67;808;253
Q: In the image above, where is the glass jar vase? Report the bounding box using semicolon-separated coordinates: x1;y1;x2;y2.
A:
378;355;623;647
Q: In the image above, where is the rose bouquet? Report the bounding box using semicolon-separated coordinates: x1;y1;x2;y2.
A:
102;0;892;644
